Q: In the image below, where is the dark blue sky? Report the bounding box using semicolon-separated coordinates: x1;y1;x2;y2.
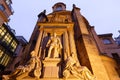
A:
9;0;120;41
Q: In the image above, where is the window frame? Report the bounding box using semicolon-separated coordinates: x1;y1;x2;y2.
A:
102;38;112;45
0;4;5;11
55;5;63;11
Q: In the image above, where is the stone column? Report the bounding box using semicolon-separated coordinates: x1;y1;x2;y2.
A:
40;31;48;59
34;28;43;56
68;30;78;61
68;30;76;54
63;31;70;60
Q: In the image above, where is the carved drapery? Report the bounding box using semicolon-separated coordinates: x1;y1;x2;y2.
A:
63;53;96;80
46;32;62;58
2;51;42;80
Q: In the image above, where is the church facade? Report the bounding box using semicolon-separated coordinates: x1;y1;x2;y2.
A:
3;2;120;80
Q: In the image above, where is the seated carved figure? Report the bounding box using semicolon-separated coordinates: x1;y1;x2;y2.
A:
2;51;41;80
63;53;96;80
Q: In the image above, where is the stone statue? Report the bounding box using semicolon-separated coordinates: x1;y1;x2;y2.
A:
33;56;41;79
2;51;41;80
46;33;62;58
63;52;96;80
38;10;48;22
73;4;76;8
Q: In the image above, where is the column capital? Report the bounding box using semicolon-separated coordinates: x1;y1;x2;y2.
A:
39;26;44;31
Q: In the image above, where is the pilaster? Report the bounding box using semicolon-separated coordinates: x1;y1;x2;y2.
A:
34;26;43;56
63;31;70;60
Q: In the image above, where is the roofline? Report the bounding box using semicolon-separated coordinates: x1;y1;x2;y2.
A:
98;33;113;37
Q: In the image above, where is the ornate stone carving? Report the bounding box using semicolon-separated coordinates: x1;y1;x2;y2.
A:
2;51;41;80
46;33;62;58
48;13;72;23
63;53;96;80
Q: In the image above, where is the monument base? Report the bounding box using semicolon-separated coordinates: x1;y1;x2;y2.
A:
42;58;61;78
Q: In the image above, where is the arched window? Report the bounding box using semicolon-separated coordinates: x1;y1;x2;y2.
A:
103;38;112;44
0;4;5;11
56;5;62;11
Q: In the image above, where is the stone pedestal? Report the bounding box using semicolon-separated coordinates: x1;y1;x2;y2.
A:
43;58;61;78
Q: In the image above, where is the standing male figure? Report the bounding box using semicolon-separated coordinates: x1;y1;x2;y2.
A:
46;33;62;58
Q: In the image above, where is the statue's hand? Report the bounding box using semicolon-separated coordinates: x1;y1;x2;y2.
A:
46;43;51;47
46;44;49;47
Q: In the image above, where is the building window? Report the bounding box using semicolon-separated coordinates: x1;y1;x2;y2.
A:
0;53;10;66
0;4;5;11
5;0;11;5
5;0;14;13
0;26;6;39
56;5;62;11
103;38;112;44
2;33;12;46
10;40;17;52
4;55;10;66
0;46;5;58
0;46;11;68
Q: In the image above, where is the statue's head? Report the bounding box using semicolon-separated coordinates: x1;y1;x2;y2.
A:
53;32;57;37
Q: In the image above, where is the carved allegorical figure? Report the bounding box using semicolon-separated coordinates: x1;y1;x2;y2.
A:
2;51;41;80
46;33;62;58
63;52;96;80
